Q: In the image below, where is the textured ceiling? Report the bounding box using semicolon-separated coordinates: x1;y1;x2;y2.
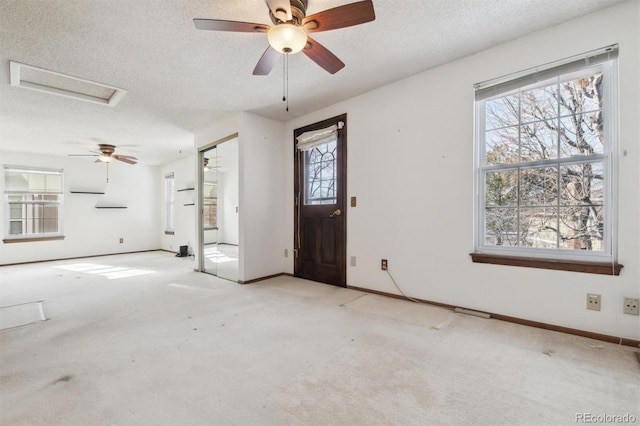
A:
0;0;628;165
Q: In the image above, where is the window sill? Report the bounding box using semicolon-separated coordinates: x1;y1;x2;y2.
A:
470;253;623;276
164;231;175;235
3;236;65;244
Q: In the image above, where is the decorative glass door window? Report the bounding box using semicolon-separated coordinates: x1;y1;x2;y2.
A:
304;140;337;205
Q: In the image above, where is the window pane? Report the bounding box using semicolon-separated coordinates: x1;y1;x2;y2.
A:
43;218;58;233
521;83;558;123
305;141;337;205
485;171;518;207
559;206;603;250
10;221;22;235
486;94;519;130
519;207;558;248
165;176;175;231
9;204;22;219
559;73;602;116
520;120;558;161
519;167;558;207
559;112;604;157
560;162;604;206
43;205;58;218
485;126;519;165
204;204;217;227
485;207;518;246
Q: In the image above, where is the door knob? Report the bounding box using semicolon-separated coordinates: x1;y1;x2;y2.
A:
330;209;342;217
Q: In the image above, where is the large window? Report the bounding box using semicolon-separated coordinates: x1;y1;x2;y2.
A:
4;165;64;242
473;46;619;273
165;173;174;233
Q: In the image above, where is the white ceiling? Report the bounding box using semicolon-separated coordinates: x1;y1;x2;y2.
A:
0;0;628;166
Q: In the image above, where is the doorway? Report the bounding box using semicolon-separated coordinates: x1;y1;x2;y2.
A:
294;114;347;287
199;135;239;282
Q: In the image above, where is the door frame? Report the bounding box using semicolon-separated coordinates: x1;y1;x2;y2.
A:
293;113;347;287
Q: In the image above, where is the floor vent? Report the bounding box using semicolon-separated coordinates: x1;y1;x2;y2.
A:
9;61;127;106
454;307;491;319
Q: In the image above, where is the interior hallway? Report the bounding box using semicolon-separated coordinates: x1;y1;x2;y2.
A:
1;251;638;425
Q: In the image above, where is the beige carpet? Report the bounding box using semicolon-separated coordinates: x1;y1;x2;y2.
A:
0;251;638;425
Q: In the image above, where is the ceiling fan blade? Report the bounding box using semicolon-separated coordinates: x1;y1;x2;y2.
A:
302;0;375;33
253;46;281;75
193;19;269;33
265;0;292;22
113;155;137;165
302;37;345;74
68;154;99;157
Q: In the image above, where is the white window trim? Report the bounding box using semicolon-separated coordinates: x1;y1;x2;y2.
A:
165;173;175;233
472;46;619;265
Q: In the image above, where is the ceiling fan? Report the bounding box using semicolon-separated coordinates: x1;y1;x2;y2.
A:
69;144;138;165
203;157;221;171
193;0;376;75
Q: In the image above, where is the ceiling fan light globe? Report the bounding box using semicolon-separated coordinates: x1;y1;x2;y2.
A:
267;24;307;54
99;154;113;163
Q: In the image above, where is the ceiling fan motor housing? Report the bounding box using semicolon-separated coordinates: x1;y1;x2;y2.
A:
270;0;308;25
98;144;116;155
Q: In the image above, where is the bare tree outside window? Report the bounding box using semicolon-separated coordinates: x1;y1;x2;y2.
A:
483;69;606;252
305;140;337;205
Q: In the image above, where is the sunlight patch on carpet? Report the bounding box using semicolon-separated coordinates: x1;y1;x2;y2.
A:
54;263;155;280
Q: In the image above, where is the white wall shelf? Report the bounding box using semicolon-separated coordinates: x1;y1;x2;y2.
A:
70;191;105;194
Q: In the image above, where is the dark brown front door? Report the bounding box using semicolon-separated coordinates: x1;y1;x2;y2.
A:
294;114;347;287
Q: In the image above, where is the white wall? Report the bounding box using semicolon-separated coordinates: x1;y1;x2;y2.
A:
282;0;640;340
0;150;160;264
238;113;287;280
159;155;196;253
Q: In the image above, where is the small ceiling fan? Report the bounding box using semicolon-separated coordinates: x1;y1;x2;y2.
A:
193;0;375;75
69;144;138;165
203;157;220;171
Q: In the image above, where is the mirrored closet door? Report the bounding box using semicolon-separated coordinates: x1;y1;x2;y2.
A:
199;136;239;281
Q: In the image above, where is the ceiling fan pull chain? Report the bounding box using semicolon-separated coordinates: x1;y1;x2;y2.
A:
106;162;109;183
282;51;286;104
285;52;289;112
282;51;290;112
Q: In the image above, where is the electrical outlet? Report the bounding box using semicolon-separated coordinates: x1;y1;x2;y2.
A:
284;249;289;258
586;293;601;311
623;297;639;315
350;256;356;267
119;237;124;244
381;259;388;270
